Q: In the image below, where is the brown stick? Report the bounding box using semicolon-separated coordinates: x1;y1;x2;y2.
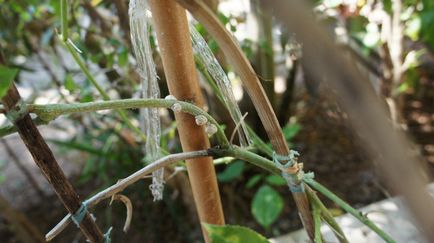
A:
0;56;104;242
148;0;225;241
173;0;315;239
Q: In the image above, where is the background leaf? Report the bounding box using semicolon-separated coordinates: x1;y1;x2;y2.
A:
204;224;269;243
246;174;263;189
265;175;287;186
0;65;18;99
217;160;245;182
251;185;284;228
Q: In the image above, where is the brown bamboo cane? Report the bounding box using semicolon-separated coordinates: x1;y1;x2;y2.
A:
0;54;104;242
173;0;315;240
148;0;225;241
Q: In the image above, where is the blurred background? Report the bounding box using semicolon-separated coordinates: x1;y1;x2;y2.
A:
0;0;433;242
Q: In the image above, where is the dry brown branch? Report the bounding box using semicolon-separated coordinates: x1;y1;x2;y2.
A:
45;150;209;241
0;51;104;242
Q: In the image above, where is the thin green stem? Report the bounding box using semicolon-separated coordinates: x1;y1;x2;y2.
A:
60;0;68;41
0;118;48;138
60;2;147;143
312;201;323;243
64;44;108;99
306;188;349;243
195;55;226;104
29;99;229;146
64;33;146;142
208;146;279;175
246;125;273;157
304;178;396;243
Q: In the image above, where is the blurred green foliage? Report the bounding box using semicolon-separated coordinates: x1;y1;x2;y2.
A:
204;224;269;243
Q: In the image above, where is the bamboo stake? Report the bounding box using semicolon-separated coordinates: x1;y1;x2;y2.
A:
148;0;225;241
0;56;104;242
173;0;315;239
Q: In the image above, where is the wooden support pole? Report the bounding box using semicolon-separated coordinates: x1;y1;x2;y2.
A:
174;0;315;240
148;0;225;241
0;52;104;242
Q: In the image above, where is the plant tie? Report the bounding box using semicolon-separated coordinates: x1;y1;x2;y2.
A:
5;100;27;123
273;150;305;193
103;226;113;243
71;201;89;227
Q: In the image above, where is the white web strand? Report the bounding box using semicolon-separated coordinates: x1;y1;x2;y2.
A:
129;0;163;201
190;26;251;147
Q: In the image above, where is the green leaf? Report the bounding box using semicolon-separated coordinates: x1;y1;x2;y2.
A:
218;161;245;182
252;185;284;228
405;15;422;41
0;65;18;99
246;174;263;189
204;224;269;243
64;74;76;92
118;47;129;67
265;175;287;186
259;40;273;57
282;123;301;141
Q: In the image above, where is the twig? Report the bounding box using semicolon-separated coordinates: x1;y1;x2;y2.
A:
109;194;133;233
28;98;229;146
1;69;104;243
311;201;323;243
59;0;147;143
229;112;248;144
306;187;349;243
46;150;210;241
0;118;48;138
304;178;396;243
47;145;393;243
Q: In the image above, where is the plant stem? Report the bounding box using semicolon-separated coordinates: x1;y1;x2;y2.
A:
0;118;47;138
46;144;394;243
2;84;104;242
305;178;396;243
312;201;323;243
46;150;210;241
246;125;273;158
60;1;147;143
29;98;229;146
306;187;349;243
60;0;68;42
208;146;279;175
195;55;226;105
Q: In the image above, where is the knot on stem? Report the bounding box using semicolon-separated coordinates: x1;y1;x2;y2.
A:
5;100;28;123
273;150;307;193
